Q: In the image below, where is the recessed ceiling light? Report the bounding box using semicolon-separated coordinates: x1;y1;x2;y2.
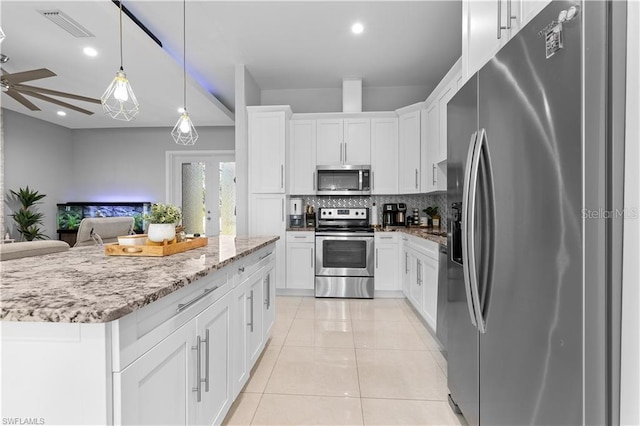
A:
83;47;97;57
351;22;364;35
57;111;67;116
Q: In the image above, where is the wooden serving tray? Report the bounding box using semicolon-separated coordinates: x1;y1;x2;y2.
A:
104;237;208;257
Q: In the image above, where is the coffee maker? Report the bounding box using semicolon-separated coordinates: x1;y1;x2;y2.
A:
289;198;304;228
396;203;407;226
383;203;398;226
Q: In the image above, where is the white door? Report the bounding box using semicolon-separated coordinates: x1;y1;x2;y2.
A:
286;242;315;290
262;258;277;338
422;255;439;332
167;151;235;236
398;110;421;194
231;278;250;399
423;103;439;192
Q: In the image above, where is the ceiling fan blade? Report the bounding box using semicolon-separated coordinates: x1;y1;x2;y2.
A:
5;89;41;111
16;84;101;105
20;90;95;115
2;68;56;84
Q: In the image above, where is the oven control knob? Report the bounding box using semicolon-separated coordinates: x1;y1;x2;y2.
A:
355;212;359;215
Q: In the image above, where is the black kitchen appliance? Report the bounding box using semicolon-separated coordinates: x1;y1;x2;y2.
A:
382;203;398;226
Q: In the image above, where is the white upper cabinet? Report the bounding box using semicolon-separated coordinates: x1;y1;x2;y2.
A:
371;117;399;195
463;0;551;78
289;120;316;195
316;119;343;165
316;118;371;166
437;78;457;163
343;118;371;165
398;107;422;194
421;103;439;193
248;107;292;194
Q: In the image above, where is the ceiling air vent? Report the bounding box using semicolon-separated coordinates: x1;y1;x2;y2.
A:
38;10;94;38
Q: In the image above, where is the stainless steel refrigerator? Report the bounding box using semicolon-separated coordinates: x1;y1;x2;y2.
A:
446;1;626;425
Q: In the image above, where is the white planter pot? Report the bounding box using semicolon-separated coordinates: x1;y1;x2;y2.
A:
147;223;176;243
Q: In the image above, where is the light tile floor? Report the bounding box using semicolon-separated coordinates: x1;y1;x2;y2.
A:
223;296;467;426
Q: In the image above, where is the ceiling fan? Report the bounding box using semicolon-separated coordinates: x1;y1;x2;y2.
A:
1;68;101;115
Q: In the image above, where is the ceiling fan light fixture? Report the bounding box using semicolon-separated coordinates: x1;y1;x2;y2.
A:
102;0;139;121
172;0;197;145
172;110;198;145
101;68;139;121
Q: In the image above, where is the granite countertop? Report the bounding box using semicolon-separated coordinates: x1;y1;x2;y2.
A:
375;227;448;246
0;236;279;324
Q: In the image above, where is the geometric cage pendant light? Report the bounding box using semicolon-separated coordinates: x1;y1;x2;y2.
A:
171;0;198;145
101;0;140;121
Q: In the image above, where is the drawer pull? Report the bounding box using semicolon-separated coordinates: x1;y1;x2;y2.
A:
176;286;218;313
259;251;273;260
238;266;245;273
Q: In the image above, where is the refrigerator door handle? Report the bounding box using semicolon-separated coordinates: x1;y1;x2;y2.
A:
461;131;479;328
467;128;495;334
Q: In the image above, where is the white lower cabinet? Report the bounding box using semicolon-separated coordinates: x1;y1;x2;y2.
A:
231;277;250;399
401;235;440;333
116;291;232;426
117;321;195;425
114;244;277;426
286;232;315;290
247;269;265;367
374;233;400;292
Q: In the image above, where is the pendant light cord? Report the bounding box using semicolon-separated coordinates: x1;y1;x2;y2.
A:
119;0;124;70
183;0;187;110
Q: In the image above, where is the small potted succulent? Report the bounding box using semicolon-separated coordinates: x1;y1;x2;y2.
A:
143;203;182;243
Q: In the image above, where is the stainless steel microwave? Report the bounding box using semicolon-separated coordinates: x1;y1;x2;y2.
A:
316;165;371;196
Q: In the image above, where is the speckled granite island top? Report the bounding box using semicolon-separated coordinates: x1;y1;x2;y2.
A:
0;236;278;324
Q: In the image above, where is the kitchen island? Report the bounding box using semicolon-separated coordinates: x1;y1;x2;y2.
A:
1;235;278;425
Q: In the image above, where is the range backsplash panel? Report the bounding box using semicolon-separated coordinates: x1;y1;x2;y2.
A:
291;194;448;230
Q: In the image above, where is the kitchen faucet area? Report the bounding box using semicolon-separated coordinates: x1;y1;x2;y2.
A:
1;1;638;425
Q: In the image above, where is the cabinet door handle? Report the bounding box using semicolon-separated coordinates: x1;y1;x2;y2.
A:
203;329;210;393
247;290;254;332
497;0;509;39
264;274;271;309
372;170;375;191
344;142;348;163
281;165;284;189
507;0;516;29
417;259;422;285
238;266;245;273
282;198;285;222
433;164;437;185
313;171;316;190
310;248;314;268
340;142;343;163
294;235;307;239
177;286;218;313
379;236;393;240
415;169;419;189
259;251;273;260
192;335;203;402
375;248;379;268
405;252;409;274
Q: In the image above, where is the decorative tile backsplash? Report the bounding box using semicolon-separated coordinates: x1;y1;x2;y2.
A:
291;193;448;229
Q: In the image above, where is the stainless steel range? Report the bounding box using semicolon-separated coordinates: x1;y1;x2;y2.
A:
315;207;374;298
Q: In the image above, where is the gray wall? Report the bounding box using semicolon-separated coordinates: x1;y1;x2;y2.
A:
2;108;234;240
71;126;234;202
261;85;430;113
3;109;75;240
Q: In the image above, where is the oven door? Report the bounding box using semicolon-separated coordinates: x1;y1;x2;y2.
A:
315;234;374;277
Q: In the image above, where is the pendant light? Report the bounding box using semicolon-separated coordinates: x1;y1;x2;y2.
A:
172;0;198;145
101;0;139;121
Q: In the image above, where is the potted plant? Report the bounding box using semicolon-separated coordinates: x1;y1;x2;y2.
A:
9;186;48;241
143;203;182;243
